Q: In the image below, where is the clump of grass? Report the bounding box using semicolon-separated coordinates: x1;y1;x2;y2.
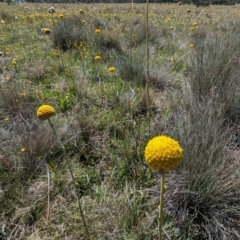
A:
95;32;123;53
161;85;240;239
0;81;37;120
186;24;240;121
116;52;146;86
51;15;89;51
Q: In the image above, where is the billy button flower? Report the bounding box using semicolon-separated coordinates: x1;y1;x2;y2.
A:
109;66;116;73
21;148;26;152
95;29;101;33
145;135;183;171
37;104;56;121
94;55;101;61
144;135;183;240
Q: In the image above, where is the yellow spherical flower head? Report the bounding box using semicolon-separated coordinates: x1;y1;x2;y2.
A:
144;135;183;171
109;66;116;73
95;55;101;61
95;29;101;33
37;105;56;121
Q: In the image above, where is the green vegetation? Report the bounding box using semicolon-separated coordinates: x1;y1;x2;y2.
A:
0;2;240;239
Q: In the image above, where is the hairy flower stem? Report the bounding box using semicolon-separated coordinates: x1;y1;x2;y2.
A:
47;119;91;240
158;170;165;240
146;0;151;137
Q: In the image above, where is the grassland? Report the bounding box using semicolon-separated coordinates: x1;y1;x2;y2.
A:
1;2;240;239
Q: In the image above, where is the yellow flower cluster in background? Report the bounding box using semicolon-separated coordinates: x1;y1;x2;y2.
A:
11;56;18;65
144;135;183;171
37;104;56;121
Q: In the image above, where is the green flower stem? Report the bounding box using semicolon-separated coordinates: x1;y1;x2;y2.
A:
46;163;50;220
47;119;91;240
158;170;165;240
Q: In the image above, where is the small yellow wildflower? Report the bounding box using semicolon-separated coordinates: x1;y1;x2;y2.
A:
79;9;84;14
190;44;195;48
37;104;56;121
109;67;116;73
94;55;101;61
95;29;101;34
4;117;9;121
82;20;86;25
190;27;195;31
192;22;197;27
144;135;183;171
21;148;26;152
11;57;18;65
59;14;64;18
169;26;173;30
